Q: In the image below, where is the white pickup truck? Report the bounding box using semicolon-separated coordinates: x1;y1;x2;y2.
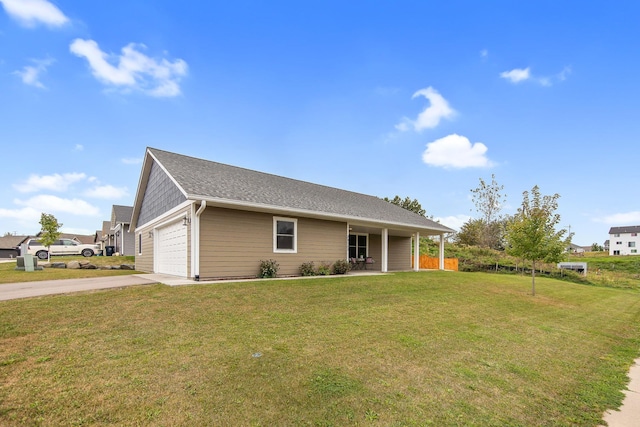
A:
26;238;101;260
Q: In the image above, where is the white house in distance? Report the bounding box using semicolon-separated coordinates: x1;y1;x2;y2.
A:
608;225;640;256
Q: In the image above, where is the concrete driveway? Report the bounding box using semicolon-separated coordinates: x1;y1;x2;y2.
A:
0;274;198;301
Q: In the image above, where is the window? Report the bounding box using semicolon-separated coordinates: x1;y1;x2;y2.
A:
138;233;142;255
616;241;622;245
632;250;638;254
632;233;638;237
629;242;636;248
349;234;368;259
274;217;297;252
614;233;620;237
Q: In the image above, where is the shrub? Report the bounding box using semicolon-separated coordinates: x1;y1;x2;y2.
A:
258;259;279;278
332;259;351;275
317;262;332;276
299;261;316;276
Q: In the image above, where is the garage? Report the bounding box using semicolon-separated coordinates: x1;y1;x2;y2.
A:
156;220;188;277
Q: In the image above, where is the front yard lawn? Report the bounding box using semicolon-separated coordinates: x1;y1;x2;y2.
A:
0;256;140;284
1;271;639;425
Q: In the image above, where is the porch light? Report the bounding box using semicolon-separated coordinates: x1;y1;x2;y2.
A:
183;215;191;226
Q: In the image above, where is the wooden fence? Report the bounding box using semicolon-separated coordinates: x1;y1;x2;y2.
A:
412;255;458;271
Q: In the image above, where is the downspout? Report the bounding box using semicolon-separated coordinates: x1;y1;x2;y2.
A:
192;200;207;281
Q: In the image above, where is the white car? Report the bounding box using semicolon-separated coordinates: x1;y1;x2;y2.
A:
26;238;101;260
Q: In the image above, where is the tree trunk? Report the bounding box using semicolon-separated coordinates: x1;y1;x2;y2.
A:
531;260;536;296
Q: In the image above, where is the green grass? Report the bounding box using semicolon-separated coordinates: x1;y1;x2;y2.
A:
428;241;640;290
1;271;639;426
0;256;140;284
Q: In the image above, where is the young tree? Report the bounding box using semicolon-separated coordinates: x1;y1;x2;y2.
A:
504;186;568;296
39;213;62;262
470;174;506;249
383;195;427;217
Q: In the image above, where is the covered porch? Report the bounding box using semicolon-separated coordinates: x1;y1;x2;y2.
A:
347;222;448;273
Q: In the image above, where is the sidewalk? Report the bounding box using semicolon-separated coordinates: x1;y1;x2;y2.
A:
601;359;640;427
0;274;161;301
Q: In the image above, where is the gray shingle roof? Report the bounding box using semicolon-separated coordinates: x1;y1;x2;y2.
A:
147;147;453;233
112;205;133;225
102;221;112;237
609;225;640;234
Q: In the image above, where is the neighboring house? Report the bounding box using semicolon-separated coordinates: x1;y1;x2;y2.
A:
60;233;96;245
130;147;455;280
604;240;610;252
608;225;640;256
111;205;135;256
99;220;114;251
566;243;586;254
0;235;29;258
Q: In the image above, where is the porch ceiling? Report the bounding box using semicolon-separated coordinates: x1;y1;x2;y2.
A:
349;225;414;238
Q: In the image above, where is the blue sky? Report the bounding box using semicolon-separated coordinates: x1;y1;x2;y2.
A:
1;0;639;246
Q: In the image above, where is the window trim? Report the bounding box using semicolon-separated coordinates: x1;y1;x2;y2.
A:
349;232;369;259
273;217;297;253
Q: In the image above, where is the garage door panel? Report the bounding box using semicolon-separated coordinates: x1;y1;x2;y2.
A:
157;221;187;277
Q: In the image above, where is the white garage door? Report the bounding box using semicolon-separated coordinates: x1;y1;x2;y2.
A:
156;220;187;277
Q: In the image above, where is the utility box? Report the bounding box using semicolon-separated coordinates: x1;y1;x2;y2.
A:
557;262;587;276
15;255;43;272
105;246;115;256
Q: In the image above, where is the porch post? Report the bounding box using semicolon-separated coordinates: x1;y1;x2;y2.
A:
381;228;389;272
413;232;420;271
439;233;445;270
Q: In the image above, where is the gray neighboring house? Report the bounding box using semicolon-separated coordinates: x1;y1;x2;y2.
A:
131;147;454;280
111;205;135;256
0;235;29;258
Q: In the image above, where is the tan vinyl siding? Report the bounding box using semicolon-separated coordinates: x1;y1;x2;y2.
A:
359;234;410;271
135;227;154;273
199;207;346;279
388;236;411;271
368;234;382;271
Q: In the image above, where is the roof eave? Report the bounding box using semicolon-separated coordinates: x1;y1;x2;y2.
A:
187;194;454;235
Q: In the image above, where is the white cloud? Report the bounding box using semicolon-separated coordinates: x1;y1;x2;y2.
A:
13;172;87;193
84;185;128;199
0;206;41;221
480;49;488;59
557;66;572;81
13;57;54;89
594;211;640;224
434;214;472;231
500;67;531;83
70;38;188;97
74;144;84;151
396;87;456;132
422;134;494;169
121;157;143;165
14;195;101;216
501;66;571;86
0;0;69;28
